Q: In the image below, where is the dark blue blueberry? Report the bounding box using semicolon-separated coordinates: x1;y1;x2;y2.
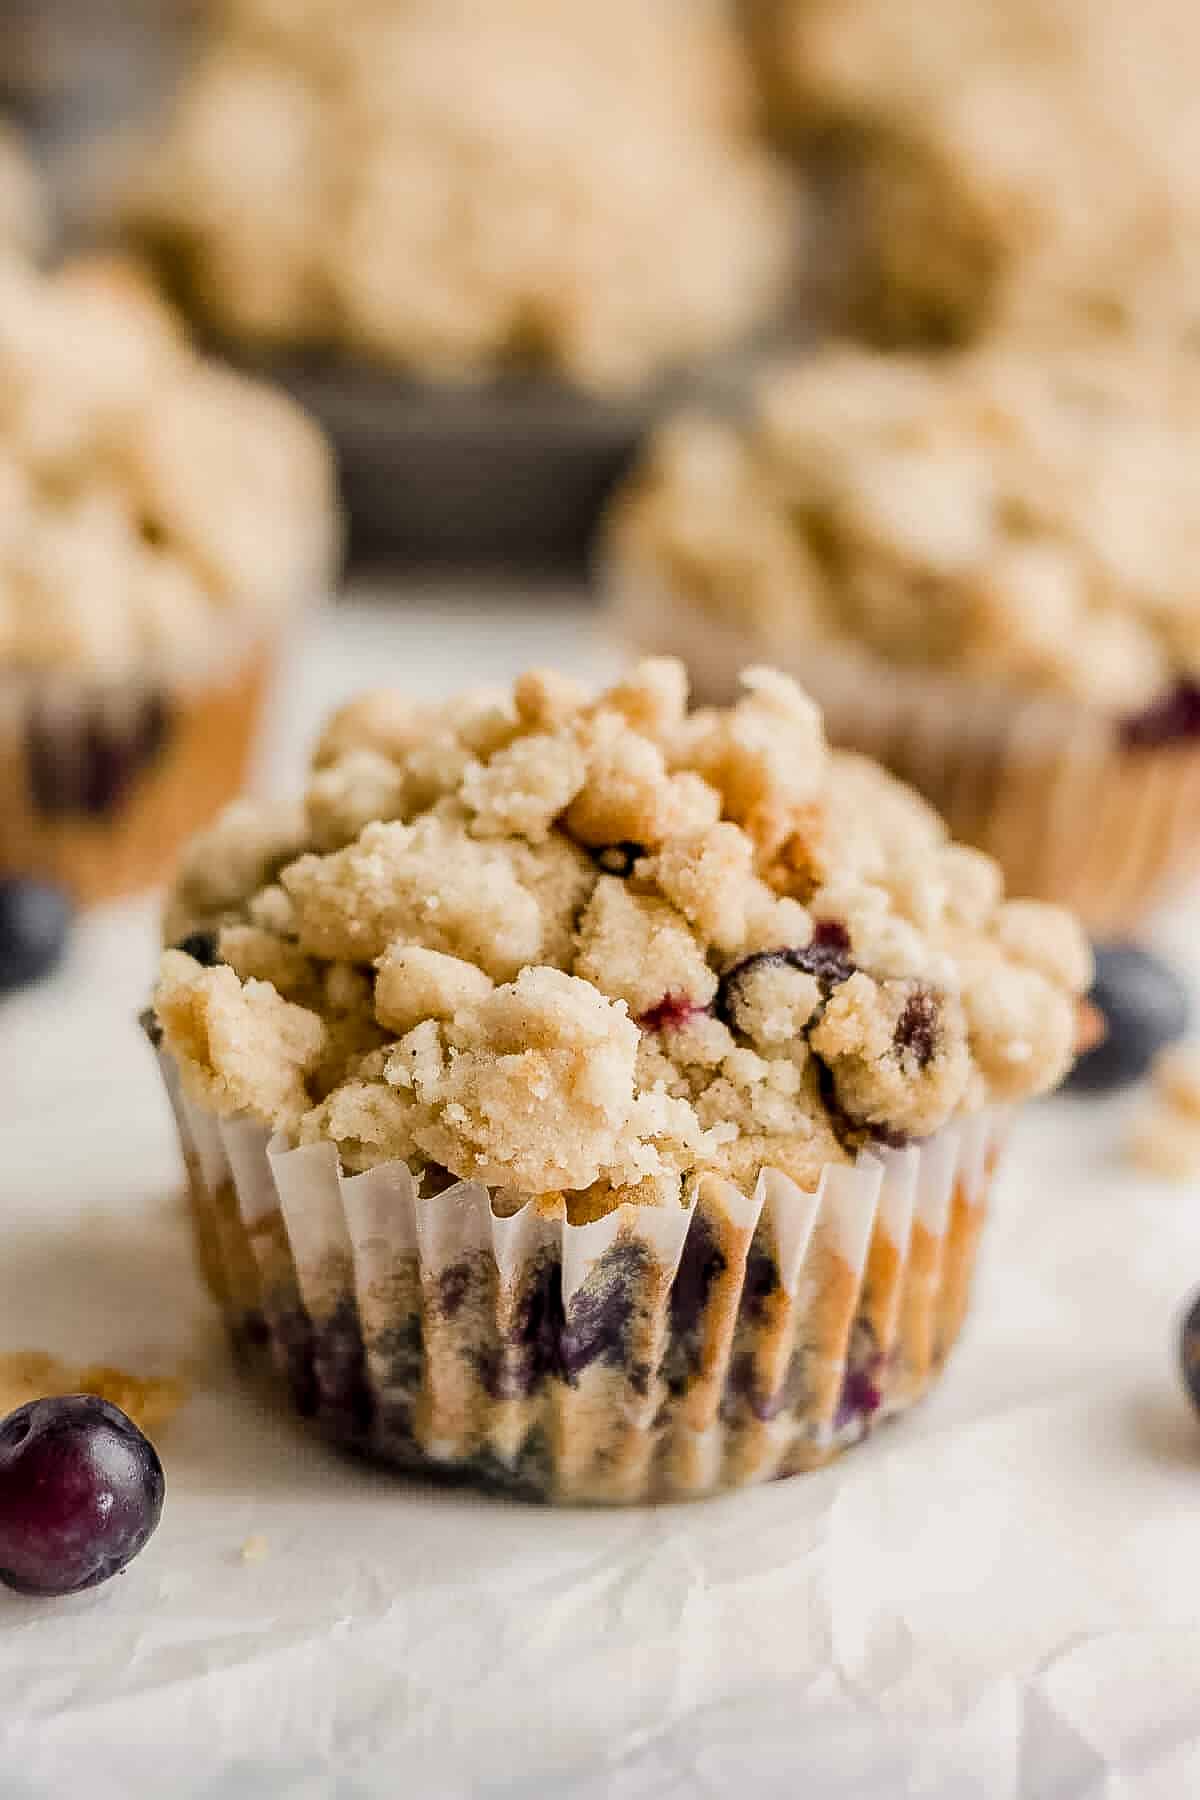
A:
716;921;855;1031
0;1396;165;1596
1120;681;1200;751
1180;1290;1200;1417
0;878;72;995
25;694;173;820
173;931;221;967
1066;943;1190;1094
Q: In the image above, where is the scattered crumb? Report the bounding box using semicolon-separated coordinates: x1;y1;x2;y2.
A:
1127;1044;1200;1181
240;1534;270;1565
0;1351;188;1435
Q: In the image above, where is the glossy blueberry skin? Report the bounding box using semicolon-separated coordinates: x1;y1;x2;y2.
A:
1065;944;1190;1094
0;1396;165;1597
1180;1291;1200;1419
0;878;72;995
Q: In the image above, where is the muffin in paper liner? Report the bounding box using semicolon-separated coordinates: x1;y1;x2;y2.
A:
0;643;279;905
155;1043;1005;1505
608;562;1200;938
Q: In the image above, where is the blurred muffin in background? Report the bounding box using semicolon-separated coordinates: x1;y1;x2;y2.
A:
0;124;46;262
607;340;1200;933
741;0;1200;347
0;253;339;904
131;0;798;393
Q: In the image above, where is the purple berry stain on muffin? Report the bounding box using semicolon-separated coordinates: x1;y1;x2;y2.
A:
895;987;939;1067
661;1210;727;1394
560;1242;649;1383
1120;680;1200;751
835;1322;884;1434
637;992;706;1033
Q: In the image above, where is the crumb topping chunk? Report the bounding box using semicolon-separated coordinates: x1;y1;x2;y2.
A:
155;660;1090;1210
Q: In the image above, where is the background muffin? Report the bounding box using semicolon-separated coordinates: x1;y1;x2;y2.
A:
132;0;797;394
607;340;1200;932
0;252;339;903
151;659;1088;1502
741;0;1200;347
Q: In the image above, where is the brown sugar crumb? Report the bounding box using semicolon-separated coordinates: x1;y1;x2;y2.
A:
155;659;1090;1211
0;1352;187;1435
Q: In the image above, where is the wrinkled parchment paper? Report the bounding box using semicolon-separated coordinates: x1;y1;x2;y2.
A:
3;602;1199;1799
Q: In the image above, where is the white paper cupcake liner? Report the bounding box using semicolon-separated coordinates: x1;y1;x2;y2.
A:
158;1048;1007;1505
608;558;1200;936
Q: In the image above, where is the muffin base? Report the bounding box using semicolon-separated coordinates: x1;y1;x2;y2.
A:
0;645;274;903
158;1049;1004;1505
611;565;1200;936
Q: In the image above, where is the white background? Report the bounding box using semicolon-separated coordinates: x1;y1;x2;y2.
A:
2;585;1199;1799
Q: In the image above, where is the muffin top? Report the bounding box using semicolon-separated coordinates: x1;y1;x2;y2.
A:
745;0;1200;345
611;341;1200;715
133;0;794;392
155;659;1088;1216
0;254;338;685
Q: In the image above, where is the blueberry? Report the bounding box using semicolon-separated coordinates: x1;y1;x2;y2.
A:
173;930;220;967
0;1396;165;1596
0;878;72;995
1120;680;1200;751
1065;943;1190;1093
1180;1291;1200;1417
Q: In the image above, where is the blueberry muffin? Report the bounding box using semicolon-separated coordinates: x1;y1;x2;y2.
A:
742;0;1200;347
0;253;338;903
608;341;1200;932
131;0;796;392
149;659;1088;1502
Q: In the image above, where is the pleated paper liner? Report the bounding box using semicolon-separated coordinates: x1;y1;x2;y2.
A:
157;1048;1007;1505
0;641;276;904
607;558;1200;937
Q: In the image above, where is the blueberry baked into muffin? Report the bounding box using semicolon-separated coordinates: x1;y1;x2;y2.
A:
742;0;1200;348
149;659;1088;1502
131;0;795;393
609;342;1200;932
0;253;337;902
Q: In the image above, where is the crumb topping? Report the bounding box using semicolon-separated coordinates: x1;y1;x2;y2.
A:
746;0;1200;350
612;342;1200;712
132;0;794;392
155;660;1090;1209
0;253;337;682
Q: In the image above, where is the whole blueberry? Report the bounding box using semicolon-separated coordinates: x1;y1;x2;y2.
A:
0;1396;165;1596
1065;943;1190;1094
0;878;72;995
1180;1291;1200;1418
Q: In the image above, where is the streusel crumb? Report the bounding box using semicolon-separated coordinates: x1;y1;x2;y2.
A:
613;342;1200;711
155;661;1089;1211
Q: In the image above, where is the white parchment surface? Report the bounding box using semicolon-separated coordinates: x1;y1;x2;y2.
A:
2;598;1199;1798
